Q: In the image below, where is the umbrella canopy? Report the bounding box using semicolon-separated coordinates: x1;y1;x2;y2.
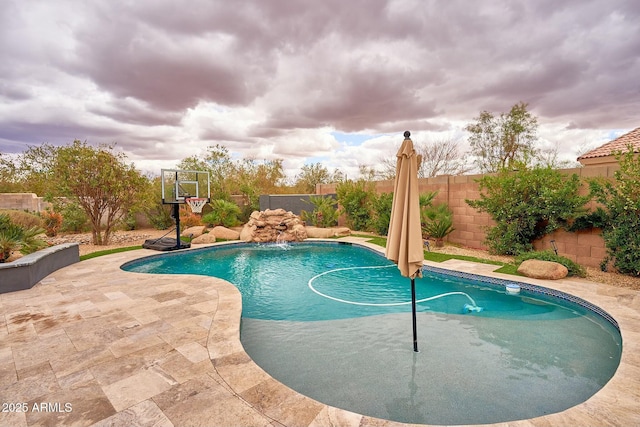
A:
385;131;424;279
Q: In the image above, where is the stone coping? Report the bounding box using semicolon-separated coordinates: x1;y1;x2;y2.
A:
0;238;638;426
0;243;79;294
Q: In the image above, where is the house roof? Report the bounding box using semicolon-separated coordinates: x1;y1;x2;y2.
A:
578;127;640;160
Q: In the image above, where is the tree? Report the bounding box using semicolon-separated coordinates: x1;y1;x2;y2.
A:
378;138;471;179
0;153;21;193
466;102;538;173
466;165;589;255
15;144;61;197
589;146;640;275
177;144;235;200
53;140;149;245
294;163;331;193
416;138;472;177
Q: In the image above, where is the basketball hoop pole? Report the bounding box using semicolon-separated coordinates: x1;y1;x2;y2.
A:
172;203;185;250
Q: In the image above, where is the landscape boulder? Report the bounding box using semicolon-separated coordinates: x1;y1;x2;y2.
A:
181;225;207;238
305;226;351;238
210;226;240;240
517;259;568;280
191;233;217;244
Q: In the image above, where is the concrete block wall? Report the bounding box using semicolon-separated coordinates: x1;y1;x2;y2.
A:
316;165;612;268
0;193;49;212
534;228;606;268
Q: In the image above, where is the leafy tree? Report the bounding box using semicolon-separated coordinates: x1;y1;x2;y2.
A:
15;144;61;197
0;153;21;193
294;163;332;193
589;146;640;275
466;102;539;173
236;158;286;217
466;166;589;255
52;140;149;245
177;144;235;201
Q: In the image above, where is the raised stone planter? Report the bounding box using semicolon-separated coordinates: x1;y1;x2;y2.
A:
0;244;79;293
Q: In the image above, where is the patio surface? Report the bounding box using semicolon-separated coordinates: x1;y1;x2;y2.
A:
1;237;639;427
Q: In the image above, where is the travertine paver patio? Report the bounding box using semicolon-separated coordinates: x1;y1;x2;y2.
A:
1;238;639;427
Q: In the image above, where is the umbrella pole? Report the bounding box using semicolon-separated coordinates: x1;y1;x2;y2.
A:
411;278;418;352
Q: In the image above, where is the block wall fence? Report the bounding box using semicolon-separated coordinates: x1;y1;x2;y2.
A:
317;165;620;269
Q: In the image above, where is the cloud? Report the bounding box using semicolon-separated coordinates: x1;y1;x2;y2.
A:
0;0;638;178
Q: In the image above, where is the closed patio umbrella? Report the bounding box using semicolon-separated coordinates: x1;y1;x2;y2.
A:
385;131;423;352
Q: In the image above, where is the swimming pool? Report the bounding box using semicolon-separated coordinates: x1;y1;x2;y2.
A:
122;241;622;425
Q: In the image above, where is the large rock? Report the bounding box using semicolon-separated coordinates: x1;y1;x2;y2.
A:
191;233;217;244
210;226;240;240
517;259;568;280
240;209;307;243
181;225;207;238
306;226;352;238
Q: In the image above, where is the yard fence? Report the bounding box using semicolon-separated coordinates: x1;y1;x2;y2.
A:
316;165;618;269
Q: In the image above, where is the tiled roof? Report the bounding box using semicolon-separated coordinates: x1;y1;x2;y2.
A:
578;127;640;160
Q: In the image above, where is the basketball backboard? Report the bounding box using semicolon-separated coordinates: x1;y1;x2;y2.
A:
161;169;210;204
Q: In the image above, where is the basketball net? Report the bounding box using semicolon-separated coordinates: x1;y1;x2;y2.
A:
185;197;207;214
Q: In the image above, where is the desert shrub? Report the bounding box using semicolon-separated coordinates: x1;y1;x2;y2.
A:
589;146;640;276
41;209;63;237
120;212;138;230
301;195;340;228
0;210;43;229
336;179;376;231
516;250;586;277
146;204;173;230
202;199;242;228
466;166;589;255
180;211;203;230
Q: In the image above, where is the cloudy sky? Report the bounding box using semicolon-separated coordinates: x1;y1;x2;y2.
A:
1;0;639;179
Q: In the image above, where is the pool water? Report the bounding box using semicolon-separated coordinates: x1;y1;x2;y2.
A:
123;242;622;425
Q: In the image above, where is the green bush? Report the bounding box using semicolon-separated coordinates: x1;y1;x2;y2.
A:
371;192;394;235
589;146;640;276
567;207;609;232
52;201;88;233
201;199;242;228
466;166;589;255
516;250;586;277
336;179;376;231
300;195;340;228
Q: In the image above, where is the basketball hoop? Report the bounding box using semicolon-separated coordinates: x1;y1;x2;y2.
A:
185;197;208;214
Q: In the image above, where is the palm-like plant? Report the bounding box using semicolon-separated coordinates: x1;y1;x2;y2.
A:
0;214;48;262
421;203;455;247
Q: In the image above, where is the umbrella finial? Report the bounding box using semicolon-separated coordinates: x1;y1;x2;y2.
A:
404;130;411;139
